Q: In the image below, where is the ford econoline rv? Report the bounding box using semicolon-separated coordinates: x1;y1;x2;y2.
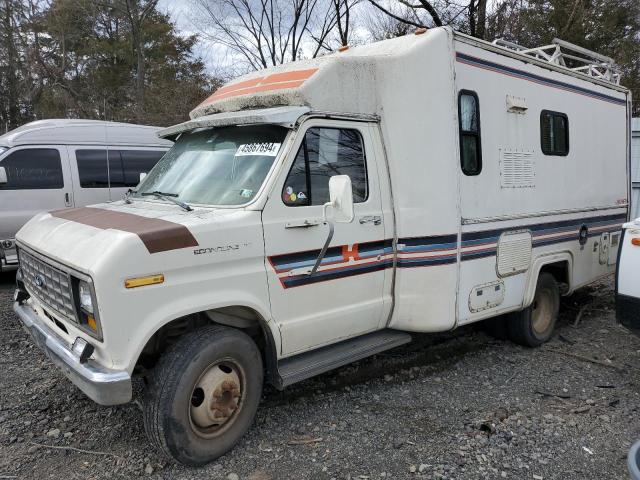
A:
11;28;630;464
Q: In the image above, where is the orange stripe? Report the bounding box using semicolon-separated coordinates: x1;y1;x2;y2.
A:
262;68;318;83
207;80;306;102
213;77;264;96
199;68;318;107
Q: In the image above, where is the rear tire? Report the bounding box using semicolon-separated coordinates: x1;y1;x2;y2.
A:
143;325;263;466
508;273;560;347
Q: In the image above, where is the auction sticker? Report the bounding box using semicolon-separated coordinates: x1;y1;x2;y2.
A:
236;143;281;156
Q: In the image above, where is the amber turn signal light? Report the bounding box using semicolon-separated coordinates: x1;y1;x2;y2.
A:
125;274;165;289
631;238;640;246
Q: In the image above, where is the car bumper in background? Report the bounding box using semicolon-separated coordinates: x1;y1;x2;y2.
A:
1;242;18;271
12;299;132;406
616;293;640;335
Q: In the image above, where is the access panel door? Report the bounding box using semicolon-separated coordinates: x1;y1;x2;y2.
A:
263;121;390;356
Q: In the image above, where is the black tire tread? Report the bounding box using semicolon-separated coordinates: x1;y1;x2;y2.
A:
142;324;256;463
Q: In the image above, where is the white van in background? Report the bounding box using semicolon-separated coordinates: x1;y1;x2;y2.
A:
0;119;172;271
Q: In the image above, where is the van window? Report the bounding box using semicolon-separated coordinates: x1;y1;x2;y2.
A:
0;148;63;190
120;150;165;187
76;149;109;188
77;149;163;188
458;91;482;176
283;127;368;206
541;110;569;156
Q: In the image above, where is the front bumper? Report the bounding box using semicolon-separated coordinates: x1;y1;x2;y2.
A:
13;299;132;406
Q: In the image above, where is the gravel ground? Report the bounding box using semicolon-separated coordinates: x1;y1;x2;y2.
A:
1;271;639;480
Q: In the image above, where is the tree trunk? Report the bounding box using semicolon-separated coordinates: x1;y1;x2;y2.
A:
126;0;145;117
476;0;487;39
3;0;20;130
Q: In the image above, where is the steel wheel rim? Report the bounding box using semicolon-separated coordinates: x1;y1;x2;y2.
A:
532;288;553;335
189;359;245;438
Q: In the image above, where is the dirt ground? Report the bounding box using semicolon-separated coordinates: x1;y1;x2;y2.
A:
1;270;639;480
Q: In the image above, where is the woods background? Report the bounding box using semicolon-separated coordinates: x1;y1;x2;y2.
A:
1;0;638;131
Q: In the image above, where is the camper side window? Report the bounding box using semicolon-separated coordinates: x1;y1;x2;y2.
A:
458;91;482;176
540;110;569;156
283;127;368;206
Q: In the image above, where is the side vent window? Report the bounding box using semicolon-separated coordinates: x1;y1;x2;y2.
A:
458;90;482;175
540;110;569;156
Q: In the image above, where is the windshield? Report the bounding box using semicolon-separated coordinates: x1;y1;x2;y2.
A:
135;124;288;206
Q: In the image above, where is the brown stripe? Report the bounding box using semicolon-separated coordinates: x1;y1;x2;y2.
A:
51;207;199;254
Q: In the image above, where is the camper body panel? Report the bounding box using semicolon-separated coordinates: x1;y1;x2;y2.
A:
353;27;462;333
453;36;628;325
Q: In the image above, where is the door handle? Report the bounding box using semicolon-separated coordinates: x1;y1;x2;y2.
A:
285;219;321;229
359;215;382;226
64;192;72;207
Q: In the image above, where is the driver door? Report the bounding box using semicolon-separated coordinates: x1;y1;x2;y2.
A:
262;120;389;356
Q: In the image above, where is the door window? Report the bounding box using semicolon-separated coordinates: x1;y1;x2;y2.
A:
283;127;368;206
0;148;63;190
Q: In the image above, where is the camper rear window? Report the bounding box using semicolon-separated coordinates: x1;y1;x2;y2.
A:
458;91;482;176
540;110;569;156
283;127;368;206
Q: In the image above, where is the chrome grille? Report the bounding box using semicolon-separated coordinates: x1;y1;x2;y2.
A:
19;250;76;322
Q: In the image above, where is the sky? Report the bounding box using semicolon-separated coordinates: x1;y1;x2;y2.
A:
157;0;220;73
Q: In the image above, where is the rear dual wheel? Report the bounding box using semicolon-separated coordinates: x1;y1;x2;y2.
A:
143;325;263;466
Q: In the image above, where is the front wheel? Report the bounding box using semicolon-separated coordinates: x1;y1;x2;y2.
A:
143;325;263;466
507;273;560;347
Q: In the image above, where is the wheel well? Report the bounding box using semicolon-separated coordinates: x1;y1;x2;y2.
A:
135;307;278;382
540;261;570;293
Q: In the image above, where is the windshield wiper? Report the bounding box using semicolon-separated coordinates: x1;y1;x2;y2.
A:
141;191;193;211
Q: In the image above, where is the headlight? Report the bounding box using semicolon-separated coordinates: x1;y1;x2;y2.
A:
78;281;94;313
73;278;101;340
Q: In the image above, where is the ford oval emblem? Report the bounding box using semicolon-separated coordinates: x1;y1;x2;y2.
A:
34;274;45;288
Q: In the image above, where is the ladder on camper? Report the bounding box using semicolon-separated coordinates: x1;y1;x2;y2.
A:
492;38;621;85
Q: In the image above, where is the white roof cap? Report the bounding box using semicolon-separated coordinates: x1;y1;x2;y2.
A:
0;119;173;148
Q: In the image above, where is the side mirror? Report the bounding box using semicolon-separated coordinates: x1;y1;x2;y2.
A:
139;172;147;182
326;175;354;223
0;167;7;185
305;175;355;276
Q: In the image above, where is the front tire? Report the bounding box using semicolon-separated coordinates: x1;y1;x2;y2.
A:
143;325;263;466
507;273;560;347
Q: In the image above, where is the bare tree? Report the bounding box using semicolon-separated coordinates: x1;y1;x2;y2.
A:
333;0;360;46
367;0;492;39
192;0;352;71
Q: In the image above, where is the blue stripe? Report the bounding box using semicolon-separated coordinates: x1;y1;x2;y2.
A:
456;52;626;106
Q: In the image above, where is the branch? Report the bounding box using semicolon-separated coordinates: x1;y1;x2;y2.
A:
368;0;426;28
